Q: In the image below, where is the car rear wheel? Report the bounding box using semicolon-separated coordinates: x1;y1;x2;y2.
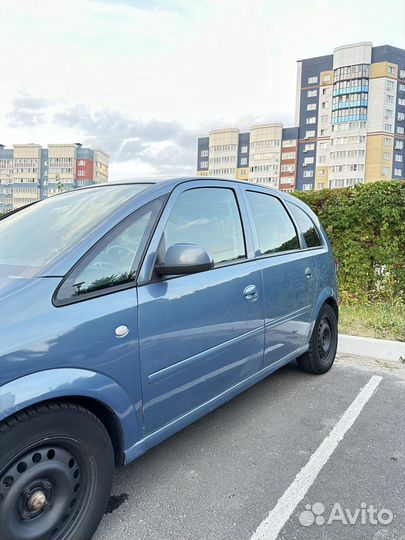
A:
0;401;113;540
297;303;338;374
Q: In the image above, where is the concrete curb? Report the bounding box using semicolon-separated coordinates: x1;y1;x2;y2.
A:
338;334;405;362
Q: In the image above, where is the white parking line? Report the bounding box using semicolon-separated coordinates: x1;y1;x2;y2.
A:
250;375;383;540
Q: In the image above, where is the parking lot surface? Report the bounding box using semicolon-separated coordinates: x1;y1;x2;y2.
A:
94;353;405;540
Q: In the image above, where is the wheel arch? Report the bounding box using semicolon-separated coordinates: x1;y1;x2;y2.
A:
0;368;141;464
324;296;339;322
44;395;125;465
309;286;339;337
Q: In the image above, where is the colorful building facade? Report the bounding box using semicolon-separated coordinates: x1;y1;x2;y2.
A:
197;42;405;191
0;143;109;212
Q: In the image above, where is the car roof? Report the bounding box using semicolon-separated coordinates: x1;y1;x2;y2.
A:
83;176;287;197
84;176;309;211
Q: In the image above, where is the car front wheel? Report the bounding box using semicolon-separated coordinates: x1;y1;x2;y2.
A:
297;303;338;374
0;401;113;540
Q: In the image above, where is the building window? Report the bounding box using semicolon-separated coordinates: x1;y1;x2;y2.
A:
320;129;327;136
321;115;328;123
303;170;314;177
323;74;331;83
398;112;405;121
319;142;327;149
319;169;325;176
282;139;296;147
306;117;316;124
307;103;317;111
304;157;314;165
240;157;248;165
305;130;315;138
200;149;208;157
384;124;393;132
200;161;208;168
304;143;315;151
394;168;403;176
240;145;248;153
383;152;390;160
387;80;395;90
386;95;394;104
399;98;405;106
399;84;405;92
322;88;328;95
397;126;405;134
400;70;405;79
395;140;404;150
282;152;296;160
307;90;317;97
384;137;391;146
302;183;313;191
321;102;328;109
387;66;396;75
308;76;318;84
395;154;403;162
382;166;390;175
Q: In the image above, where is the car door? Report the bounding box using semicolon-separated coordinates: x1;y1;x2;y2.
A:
137;182;265;435
242;189;317;367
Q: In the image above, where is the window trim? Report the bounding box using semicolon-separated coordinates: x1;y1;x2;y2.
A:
245;189;302;258
149;186;249;283
286;201;324;251
52;195;168;306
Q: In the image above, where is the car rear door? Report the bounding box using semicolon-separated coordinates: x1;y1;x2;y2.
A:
137;181;265;435
241;188;318;367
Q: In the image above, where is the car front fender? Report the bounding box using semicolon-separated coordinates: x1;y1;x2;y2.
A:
0;368;141;453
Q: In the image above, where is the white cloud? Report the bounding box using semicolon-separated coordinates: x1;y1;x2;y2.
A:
0;0;404;176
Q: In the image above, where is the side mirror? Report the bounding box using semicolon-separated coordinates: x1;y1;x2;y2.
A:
156;243;214;276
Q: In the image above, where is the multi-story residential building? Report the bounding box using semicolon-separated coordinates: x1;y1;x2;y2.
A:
0;143;109;212
197;125;299;192
296;42;405;190
197;42;405;191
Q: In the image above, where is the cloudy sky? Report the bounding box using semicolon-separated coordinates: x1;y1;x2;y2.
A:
0;0;404;179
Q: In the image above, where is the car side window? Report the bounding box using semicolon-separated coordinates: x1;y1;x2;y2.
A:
246;191;300;255
55;198;162;303
162;187;246;265
288;203;322;248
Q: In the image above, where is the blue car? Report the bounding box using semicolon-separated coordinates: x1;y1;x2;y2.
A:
0;178;338;540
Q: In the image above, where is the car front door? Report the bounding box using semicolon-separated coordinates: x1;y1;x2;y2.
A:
137;182;265;435
242;189;317;367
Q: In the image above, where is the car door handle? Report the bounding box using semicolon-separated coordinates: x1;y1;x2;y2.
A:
305;267;313;279
243;284;259;302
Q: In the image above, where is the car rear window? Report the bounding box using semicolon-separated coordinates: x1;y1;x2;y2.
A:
287;203;322;248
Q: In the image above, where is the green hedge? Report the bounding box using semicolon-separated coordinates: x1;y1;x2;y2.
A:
292;181;405;304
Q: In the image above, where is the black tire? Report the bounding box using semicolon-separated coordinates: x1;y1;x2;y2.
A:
0;401;114;540
297;303;338;374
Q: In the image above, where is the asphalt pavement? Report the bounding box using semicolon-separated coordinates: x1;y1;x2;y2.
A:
94;353;405;540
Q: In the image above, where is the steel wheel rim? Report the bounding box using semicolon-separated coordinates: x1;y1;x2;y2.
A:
0;440;95;540
317;316;332;359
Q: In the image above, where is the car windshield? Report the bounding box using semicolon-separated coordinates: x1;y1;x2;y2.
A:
0;184;151;278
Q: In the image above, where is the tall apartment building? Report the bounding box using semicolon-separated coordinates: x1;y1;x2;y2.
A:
0;143;109;212
197;125;299;192
196;42;405;191
296;42;405;190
